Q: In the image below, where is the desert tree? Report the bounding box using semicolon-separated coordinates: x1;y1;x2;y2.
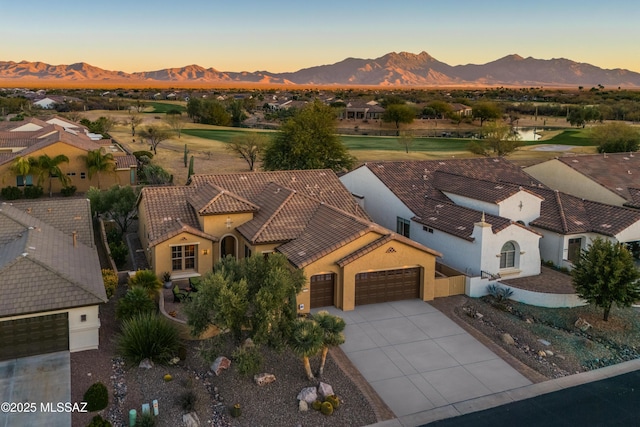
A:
165;113;185;138
290;318;324;380
127;110;143;136
263;100;355;172
87;185;138;234
383;104;416;135
227;133;267;171
590;122;640;153
572;237;640;321
313;311;346;376
427;101;453;119
472;102;502;126
397;131;415;154
139;126;172;154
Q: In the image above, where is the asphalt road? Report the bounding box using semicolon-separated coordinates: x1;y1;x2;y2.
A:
428;370;640;427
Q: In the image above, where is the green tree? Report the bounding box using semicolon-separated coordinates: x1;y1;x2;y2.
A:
227;133;267;171
202;100;232;126
262;100;355;172
80;149;115;189
590;122;640;153
313;311;346;376
186;97;203;123
572;238;640;321
383;104;415;135
30;154;70;197
427;101;453;119
472;102;502;126
87;185;138;233
228;99;248;127
469;122;523;157
289;318;324;380
567;108;586;128
139;163;173;185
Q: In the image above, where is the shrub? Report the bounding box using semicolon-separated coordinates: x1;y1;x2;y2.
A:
127;269;162;298
133;150;154;160
325;395;340;409
61;185;77;197
116;287;156;321
1;186;22;200
87;415;112;427
177;390;198;412
486;284;514;302
23;185;43;199
198;334;226;364
135;412;155;427
102;269;118;299
106;227;122;244
109;240;128;268
312;400;322;411
83;382;109;412
320;401;334;416
117;312;180;365
231;345;264;377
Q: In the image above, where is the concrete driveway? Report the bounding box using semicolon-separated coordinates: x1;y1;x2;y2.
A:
317;300;531;424
0;351;71;427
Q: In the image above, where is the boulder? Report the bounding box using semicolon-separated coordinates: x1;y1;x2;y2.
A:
545;350;554;357
297;387;317;404
575;317;592;332
474;312;484;319
298;400;308;412
317;382;334;399
254;373;276;386
139;358;154;369
538;339;551;346
211;356;231;376
501;333;515;346
183;412;200;427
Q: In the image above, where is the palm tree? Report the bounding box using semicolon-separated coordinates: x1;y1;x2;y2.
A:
127;269;163;298
289;318;324;380
80;149;115;189
313;311;346;376
8;156;31;186
30;154;70;197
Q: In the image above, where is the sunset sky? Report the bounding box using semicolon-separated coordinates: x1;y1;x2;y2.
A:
3;0;639;74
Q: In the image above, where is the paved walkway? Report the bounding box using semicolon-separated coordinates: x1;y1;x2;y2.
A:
0;351;71;427
317;300;531;424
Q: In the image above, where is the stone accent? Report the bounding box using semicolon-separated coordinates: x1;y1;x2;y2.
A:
183;412;200;427
211;356;231;376
575;317;592;332
317;382;334;399
254;373;276;386
298;400;308;412
139;358;154;369
297;387;317;404
501;333;515;346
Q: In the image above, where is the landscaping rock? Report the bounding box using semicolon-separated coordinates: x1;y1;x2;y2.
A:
317;382;334;399
545;350;554;357
242;338;255;349
168;356;180;365
183;412;200;427
538;339;551;346
211;356;231;376
575;317;592;332
501;333;515;346
297;386;318;404
538;350;547;357
474;312;484;319
139;358;154;369
299;400;308;412
254;373;276;386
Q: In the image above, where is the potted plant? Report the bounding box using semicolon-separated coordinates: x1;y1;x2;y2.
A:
162;272;172;289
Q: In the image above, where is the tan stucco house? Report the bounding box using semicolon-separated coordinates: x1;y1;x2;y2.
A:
0;199;107;361
137;170;442;313
0;117;137;193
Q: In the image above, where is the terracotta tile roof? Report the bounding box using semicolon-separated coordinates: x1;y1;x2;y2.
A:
557;153;640;208
336;233;442;267
115;155;138;169
236;183;321;244
8;199;94;247
528;187;640;236
139;186;216;246
187;182;259;215
188;170;369;220
432;171;543;204
0;203;107;317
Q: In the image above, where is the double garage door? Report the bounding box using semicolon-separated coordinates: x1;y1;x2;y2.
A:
310;268;421;308
0;313;69;361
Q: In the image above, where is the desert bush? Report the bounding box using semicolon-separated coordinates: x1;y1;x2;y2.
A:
198;334;226;364
132;150;154;160
231;345;264;377
102;269;118;299
177;390;198;412
61;185;77;197
23;185;43;199
1;186;22;200
486;284;514;302
87;415;112;427
116;287;156;321
135;412;155;427
127;269;162;298
106;227;122;244
108;240;128;268
117;312;180;365
83;382;109;412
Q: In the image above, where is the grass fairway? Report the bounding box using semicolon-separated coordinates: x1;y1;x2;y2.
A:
182;128;268;143
543;129;593;146
145;102;186;114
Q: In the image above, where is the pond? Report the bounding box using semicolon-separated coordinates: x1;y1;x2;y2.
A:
514;127;544;141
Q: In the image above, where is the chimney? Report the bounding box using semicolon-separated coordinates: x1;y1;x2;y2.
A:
72;231;77;247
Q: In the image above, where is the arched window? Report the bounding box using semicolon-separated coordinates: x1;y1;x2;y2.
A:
500;242;516;269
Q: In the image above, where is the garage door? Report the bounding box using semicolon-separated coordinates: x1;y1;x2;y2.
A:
310;273;335;308
0;313;69;361
355;268;420;306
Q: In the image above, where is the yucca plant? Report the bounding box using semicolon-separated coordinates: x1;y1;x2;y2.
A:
313;311;346;376
128;269;163;298
289;318;323;380
117;312;180;365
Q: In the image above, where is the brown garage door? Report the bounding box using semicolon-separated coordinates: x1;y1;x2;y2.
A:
0;313;69;361
355;268;420;306
310;273;335;308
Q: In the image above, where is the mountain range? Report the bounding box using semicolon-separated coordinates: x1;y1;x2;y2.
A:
2;52;640;87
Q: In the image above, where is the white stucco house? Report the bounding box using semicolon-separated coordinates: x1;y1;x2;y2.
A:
341;158;640;297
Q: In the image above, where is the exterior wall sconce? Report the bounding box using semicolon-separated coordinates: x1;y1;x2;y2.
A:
520;251;526;255
225;217;233;229
202;249;209;255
